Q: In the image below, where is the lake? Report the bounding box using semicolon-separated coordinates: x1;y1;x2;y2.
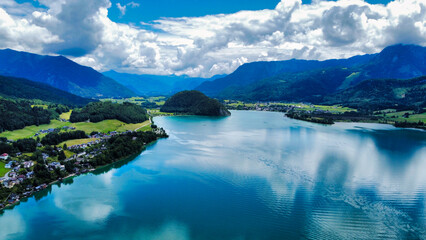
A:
0;111;425;240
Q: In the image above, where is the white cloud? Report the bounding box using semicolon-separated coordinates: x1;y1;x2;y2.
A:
116;2;140;16
1;0;426;77
116;3;126;16
0;7;60;53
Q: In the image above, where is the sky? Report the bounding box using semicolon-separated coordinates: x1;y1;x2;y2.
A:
0;0;425;77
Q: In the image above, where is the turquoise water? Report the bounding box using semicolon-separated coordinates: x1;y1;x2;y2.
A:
0;111;425;240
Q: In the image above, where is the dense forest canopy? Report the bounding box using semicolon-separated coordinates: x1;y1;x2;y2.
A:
70;101;149;123
160;90;231;116
0;99;52;133
41;130;87;146
0;75;92;106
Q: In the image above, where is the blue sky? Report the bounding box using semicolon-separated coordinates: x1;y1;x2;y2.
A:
16;0;393;23
107;0;393;23
1;0;424;77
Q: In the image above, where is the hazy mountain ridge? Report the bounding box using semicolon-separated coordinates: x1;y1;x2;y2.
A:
103;70;224;96
0;49;135;98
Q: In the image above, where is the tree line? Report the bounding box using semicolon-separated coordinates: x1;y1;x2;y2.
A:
70;101;149;123
41;130;87;146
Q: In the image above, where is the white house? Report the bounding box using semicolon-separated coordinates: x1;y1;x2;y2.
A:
0;153;9;160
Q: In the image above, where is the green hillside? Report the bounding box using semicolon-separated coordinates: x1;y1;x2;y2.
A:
324;76;426;110
161;90;231;116
70;101;149;123
0;75;92;106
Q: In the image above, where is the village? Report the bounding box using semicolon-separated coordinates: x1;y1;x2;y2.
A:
0;125;167;210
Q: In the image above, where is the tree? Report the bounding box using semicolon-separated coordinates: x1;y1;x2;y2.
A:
58;151;66;161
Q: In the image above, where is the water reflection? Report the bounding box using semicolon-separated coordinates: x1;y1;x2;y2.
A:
0;111;424;239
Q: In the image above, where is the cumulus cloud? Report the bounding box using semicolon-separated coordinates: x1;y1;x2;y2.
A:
1;0;426;77
0;8;59;52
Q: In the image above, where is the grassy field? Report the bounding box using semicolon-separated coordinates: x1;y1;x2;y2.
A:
148;109;175;117
60;110;72;120
225;101;356;113
0;120;69;140
64;150;75;158
0;162;8;177
378;111;426;123
31;104;48;109
116;120;150;132
0;119;153;141
71;120;124;133
101;96;167;106
57;138;99;147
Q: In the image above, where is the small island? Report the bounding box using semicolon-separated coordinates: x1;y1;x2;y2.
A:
160;90;231;116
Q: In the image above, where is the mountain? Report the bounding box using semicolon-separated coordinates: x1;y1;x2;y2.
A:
323;76;426;109
196;54;374;96
0;75;92;106
160;90;231;116
220;68;354;102
0;49;135;98
103;70;223;96
353;44;426;83
200;44;426;108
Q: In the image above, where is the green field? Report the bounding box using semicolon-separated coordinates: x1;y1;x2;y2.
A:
58;138;100;147
147;109;175;117
0;119;153;141
0;120;69;140
71;120;124;133
101;96;167;106
31;104;48;109
225;101;356;113
64;150;75;158
116;120;151;132
60;110;72;120
378;111;426;123
0;162;8;177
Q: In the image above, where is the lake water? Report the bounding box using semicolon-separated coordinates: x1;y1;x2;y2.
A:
0;111;425;240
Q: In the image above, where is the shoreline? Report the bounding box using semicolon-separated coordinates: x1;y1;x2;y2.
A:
0;138;162;213
228;109;426;130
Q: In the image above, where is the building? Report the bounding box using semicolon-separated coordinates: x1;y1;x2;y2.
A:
0;153;9;160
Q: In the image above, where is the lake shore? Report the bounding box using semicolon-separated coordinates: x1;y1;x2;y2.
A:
0;131;167;213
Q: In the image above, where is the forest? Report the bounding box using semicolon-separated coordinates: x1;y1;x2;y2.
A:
70;101;149;123
0;99;52;133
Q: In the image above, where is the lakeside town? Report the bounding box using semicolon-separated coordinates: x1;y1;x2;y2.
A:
0;123;167;211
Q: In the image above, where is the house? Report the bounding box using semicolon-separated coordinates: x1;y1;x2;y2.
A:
26;171;34;178
77;152;86;158
23;161;34;168
5;162;13;169
0;153;9;160
42;153;49;160
48;162;61;169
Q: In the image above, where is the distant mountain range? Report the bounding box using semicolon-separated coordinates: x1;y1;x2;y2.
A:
0;49;135;98
0;75;92;106
0;44;424;110
196;53;375;96
103;70;224;96
196;44;426;108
